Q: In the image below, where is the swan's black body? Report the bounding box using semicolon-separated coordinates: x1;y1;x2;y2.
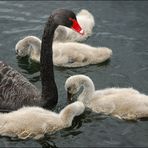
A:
0;9;80;112
0;61;42;111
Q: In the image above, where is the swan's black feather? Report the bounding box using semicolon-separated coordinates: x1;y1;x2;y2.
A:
0;61;41;110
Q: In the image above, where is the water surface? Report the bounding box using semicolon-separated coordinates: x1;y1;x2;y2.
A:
0;1;148;147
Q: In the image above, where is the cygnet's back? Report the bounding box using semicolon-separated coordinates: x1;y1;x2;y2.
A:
53;42;112;67
0;102;85;139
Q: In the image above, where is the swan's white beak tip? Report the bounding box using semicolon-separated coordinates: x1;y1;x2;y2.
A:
80;29;84;35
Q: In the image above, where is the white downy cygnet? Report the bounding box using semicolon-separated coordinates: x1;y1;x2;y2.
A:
0;101;85;139
65;75;148;120
15;36;112;67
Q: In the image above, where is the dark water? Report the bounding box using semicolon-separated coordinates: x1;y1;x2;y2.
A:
0;1;148;147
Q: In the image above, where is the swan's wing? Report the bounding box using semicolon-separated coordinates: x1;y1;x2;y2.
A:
0;61;41;111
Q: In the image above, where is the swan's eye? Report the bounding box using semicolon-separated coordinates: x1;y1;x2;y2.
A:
69;17;74;22
67;84;78;93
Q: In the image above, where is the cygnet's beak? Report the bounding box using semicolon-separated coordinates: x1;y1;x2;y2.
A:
67;91;74;103
15;48;19;54
15;49;20;57
70;18;84;35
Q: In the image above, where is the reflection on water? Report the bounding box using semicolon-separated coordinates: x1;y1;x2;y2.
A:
16;56;41;84
1;1;148;147
16;56;40;74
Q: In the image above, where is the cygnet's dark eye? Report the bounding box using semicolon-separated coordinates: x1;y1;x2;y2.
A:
67;86;71;92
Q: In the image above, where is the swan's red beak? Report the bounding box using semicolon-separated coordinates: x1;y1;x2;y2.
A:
69;18;84;35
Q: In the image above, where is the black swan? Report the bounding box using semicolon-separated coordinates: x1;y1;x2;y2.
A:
0;9;84;112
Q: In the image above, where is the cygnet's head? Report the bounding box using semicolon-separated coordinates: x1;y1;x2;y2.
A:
68;101;85;116
65;75;92;103
15;38;30;57
65;75;81;101
15;36;41;58
52;9;84;35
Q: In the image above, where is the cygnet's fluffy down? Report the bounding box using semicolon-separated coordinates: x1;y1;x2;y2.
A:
15;36;112;67
0;102;85;139
53;42;112;67
65;75;148;120
54;9;95;42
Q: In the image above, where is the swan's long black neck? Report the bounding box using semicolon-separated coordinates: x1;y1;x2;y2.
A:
40;16;58;109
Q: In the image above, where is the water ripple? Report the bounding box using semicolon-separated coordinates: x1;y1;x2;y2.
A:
0;1;7;4
104;139;121;145
0;15;42;24
0;15;26;21
0;2;24;8
0;15;13;19
95;31;135;41
135;51;148;56
20;11;31;16
28;19;42;23
110;34;136;41
10;3;24;8
0;8;14;13
110;73;126;78
95;32;112;37
133;67;148;74
3;26;42;34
